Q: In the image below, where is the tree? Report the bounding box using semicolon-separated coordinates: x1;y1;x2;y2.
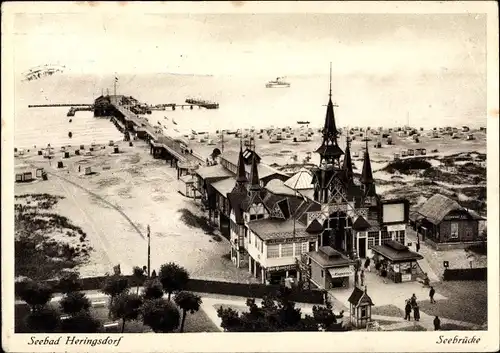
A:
132;266;145;294
142;279;164;300
25;306;60;333
174;291;202;332
158;263;190;301
101;275;129;316
109;292;143;333
58;271;82;294
217;288;346;332
59;291;91;315
16;278;53;312
141;298;180;333
60;312;102;333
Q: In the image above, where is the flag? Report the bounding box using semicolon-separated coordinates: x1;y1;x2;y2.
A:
147;225;150;238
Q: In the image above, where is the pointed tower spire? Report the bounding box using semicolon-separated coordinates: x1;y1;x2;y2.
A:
315;63;343;167
236;144;247;184
249;154;260;191
361;138;374;185
343;137;353;182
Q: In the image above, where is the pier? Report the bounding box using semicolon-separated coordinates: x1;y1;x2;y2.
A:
29;104;93;108
96;95;205;178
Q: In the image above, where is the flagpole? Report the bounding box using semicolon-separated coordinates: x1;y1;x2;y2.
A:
147;225;151;277
114;74;117;98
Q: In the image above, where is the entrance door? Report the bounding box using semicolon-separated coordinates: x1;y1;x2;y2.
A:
358;238;367;258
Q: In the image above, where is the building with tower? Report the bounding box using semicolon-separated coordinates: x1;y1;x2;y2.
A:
193;65;409;288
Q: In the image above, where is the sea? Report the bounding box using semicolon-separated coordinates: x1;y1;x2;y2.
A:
13;72;486;149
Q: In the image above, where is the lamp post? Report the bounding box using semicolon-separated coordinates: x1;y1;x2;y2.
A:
147;224;151;277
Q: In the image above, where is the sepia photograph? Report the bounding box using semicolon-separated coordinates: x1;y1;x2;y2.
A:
2;1;498;352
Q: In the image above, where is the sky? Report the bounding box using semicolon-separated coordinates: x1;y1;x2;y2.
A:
11;12;486;78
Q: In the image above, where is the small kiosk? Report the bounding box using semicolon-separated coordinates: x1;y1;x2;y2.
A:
370;240;423;283
348;286;374;329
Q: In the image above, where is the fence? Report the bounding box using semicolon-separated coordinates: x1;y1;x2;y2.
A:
443;268;487;281
16;275;324;304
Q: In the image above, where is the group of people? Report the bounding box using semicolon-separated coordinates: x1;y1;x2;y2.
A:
404;293;421;321
353;256;372;287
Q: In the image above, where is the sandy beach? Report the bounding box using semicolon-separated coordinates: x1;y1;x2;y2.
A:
14;139;257;283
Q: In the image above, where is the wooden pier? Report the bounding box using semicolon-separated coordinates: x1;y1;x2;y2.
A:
29;104;93;108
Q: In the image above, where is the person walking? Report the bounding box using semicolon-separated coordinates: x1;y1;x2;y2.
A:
429;286;436;303
410;293;417;308
433;316;441;331
360;270;365;286
405;300;412;321
364;257;371;272
413;305;420;321
416;242;420;253
355;270;359;287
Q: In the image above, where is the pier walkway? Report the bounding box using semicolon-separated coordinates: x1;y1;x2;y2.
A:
109;97;204;168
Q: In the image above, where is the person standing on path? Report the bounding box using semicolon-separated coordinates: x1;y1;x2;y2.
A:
416;242;420;253
410;293;417;308
360;270;365;286
433;316;441;330
364;257;371;272
405;301;412;321
429;286;436;303
355;270;359;287
413;305;420;321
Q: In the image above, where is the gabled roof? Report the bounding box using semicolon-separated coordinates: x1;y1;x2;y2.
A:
348;287;374;306
211;177;237;196
352;216;371;230
418;194;464;225
284;168;314;190
370;240;423;262
360;142;374;185
247;219;314;241
307;246;352;268
196;164;233;180
265;179;297;196
306;218;323;233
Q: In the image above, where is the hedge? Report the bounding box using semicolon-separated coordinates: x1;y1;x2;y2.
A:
16;275;324;305
443;268;487;281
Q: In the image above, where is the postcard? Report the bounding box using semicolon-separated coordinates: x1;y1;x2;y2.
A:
2;1;499;352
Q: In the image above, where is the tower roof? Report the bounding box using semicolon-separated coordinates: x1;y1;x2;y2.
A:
249;154;260;191
316;63;343;162
343;138;353;181
361;139;374;184
236;145;248;183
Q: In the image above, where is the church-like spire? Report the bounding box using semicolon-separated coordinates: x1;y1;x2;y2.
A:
315;62;343;167
361;138;374;185
232;141;248;193
249;154;260;191
343;137;353;182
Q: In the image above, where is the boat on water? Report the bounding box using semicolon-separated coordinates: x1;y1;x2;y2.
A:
297;121;310;125
266;77;290;88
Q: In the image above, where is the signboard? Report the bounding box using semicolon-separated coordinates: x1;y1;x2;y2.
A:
268;264;296;273
382;203;405;224
328;266;353;278
401;274;412;282
386;224;406;232
267;236;315;245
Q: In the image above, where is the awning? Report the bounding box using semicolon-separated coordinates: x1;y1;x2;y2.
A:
328;266;353;278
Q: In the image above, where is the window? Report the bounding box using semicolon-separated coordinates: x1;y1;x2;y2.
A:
450;223;459;238
267;245;279;258
250;214;257;220
281;243;293;257
361;307;367;318
368;237;375;249
297;242;308;255
257;214;265;219
397;230;406;243
381;230;391;245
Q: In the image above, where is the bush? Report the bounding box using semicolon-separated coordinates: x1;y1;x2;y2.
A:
383;159;431;174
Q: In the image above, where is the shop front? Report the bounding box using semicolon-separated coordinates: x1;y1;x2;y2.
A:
306;246;354;290
370;240;423;283
266;264;298;285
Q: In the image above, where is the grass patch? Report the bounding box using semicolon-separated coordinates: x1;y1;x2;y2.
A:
383;159;432;175
396;325;427;331
178;208;224;242
15;194;91;281
371;305;404;318
441;323;475;331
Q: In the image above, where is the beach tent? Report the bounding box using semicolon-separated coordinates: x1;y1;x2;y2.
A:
84;166;92;175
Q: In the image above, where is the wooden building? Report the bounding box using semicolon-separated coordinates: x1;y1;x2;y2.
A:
306;246;354;289
414;194;486;250
370;240;423;283
348;286;374;329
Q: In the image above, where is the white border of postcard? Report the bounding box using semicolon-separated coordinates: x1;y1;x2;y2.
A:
2;1;499;352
